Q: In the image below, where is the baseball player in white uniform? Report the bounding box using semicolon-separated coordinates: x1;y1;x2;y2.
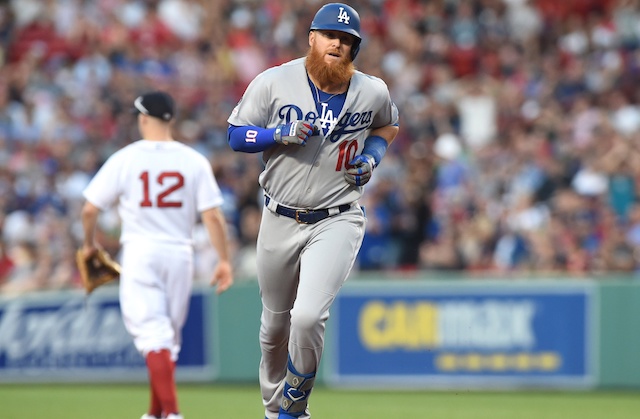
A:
227;3;399;418
80;91;234;419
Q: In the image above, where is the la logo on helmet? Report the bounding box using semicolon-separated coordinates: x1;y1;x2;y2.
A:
337;7;350;24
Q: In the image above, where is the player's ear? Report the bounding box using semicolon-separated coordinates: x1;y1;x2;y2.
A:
139;113;150;128
309;30;315;47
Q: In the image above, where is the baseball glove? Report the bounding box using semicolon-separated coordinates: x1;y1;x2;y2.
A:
75;248;122;294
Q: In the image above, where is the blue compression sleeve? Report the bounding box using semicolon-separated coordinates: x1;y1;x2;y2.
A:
362;135;389;167
228;125;277;153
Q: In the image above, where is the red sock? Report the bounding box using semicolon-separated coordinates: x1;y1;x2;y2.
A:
148;384;162;418
146;349;179;416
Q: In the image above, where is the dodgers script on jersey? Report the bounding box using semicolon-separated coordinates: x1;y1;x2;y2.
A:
83;140;224;245
228;57;399;209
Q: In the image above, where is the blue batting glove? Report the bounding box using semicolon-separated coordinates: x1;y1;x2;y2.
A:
274;121;317;146
344;154;376;186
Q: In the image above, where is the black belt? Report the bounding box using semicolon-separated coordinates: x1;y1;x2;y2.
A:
265;196;350;224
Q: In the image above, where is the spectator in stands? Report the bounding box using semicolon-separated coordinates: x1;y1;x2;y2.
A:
1;0;640;293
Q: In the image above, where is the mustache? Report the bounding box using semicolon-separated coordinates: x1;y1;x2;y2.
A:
306;46;355;87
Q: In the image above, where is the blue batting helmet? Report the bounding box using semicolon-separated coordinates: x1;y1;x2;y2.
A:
310;3;362;61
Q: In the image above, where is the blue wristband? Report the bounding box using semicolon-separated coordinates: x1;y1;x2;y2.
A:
362;135;388;167
228;125;276;153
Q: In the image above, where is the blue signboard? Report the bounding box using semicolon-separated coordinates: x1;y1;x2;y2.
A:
329;281;595;388
0;287;215;382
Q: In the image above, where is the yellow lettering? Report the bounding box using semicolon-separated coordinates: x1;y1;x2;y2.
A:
437;354;456;371
359;301;388;350
515;353;531;371
491;354;507;371
359;301;439;351
538;352;561;370
415;303;438;348
466;353;482;371
435;352;563;372
390;303;407;348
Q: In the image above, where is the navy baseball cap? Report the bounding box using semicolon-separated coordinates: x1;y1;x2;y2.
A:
132;91;175;121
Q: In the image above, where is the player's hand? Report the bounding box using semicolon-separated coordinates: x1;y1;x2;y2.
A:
344;154;375;186
210;260;234;295
274;121;317;146
81;242;105;261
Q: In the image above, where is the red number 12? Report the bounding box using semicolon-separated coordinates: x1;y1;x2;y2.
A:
139;171;184;207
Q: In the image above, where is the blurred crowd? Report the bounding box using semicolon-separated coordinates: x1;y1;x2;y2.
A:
1;0;640;294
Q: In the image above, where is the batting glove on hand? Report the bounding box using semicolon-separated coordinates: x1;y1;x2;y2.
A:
344;154;376;186
274;121;317;146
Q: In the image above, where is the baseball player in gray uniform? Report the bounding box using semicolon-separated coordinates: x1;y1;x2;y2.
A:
227;3;399;418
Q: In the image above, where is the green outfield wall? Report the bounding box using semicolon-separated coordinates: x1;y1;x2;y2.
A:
598;281;640;388
210;276;640;389
213;281;262;381
1;276;639;388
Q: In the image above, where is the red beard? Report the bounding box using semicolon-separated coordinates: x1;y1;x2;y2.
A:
305;46;355;88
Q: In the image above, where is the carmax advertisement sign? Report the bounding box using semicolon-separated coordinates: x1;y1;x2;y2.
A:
329;281;596;388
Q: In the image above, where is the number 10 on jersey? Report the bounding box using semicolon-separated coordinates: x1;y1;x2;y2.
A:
336;140;358;171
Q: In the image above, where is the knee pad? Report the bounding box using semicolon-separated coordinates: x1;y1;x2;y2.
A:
279;356;315;418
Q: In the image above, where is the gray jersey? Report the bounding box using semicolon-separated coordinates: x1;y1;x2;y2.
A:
228;57;399;209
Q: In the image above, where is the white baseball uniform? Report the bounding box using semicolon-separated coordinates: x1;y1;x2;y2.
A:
83;139;223;361
228;57;399;418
